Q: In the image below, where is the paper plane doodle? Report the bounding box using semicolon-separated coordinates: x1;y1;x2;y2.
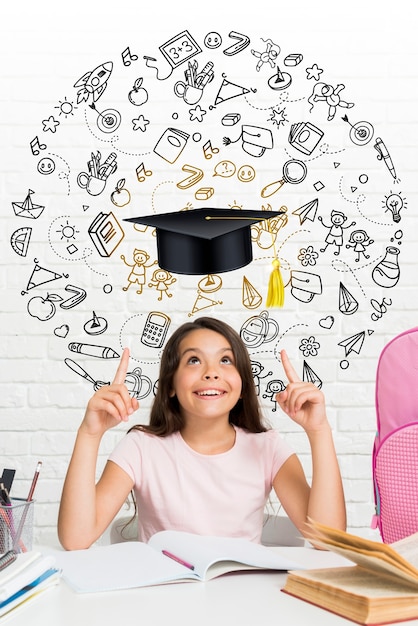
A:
73;61;113;104
12;190;45;219
292;198;318;224
338;330;373;357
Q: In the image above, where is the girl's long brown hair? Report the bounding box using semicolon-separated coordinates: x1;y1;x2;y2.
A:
129;316;269;436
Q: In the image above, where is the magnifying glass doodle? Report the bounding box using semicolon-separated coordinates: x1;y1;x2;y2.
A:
261;159;307;198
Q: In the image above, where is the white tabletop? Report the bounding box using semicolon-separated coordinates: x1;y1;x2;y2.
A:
4;547;418;626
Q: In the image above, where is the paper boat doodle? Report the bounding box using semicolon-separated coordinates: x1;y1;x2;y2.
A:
12;190;45;220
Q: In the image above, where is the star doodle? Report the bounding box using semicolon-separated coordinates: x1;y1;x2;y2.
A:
42;116;60;133
189;105;206;122
132;115;150;131
269;106;287;128
306;63;323;81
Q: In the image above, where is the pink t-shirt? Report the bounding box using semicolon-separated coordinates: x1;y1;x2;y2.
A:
108;426;294;543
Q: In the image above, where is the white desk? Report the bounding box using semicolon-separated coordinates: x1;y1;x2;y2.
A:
5;548;418;626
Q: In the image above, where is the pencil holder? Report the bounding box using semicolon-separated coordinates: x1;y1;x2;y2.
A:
0;498;34;555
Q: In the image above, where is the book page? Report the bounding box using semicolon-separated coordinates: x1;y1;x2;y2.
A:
310;543;418;588
51;541;199;593
148;531;306;580
306;520;418;581
392;532;418;567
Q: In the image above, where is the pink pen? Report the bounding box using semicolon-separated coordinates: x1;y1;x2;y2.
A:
162;550;195;571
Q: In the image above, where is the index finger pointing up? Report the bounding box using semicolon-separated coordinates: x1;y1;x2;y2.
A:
112;347;130;385
280;349;301;383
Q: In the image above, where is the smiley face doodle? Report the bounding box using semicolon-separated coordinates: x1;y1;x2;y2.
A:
237;164;256;182
37;157;55;175
204;31;222;49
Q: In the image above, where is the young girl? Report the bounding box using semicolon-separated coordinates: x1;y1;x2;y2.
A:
58;316;346;550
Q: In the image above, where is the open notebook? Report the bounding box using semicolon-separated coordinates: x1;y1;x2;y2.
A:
52;530;307;593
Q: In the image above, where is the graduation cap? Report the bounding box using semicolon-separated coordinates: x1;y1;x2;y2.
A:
124;208;285;275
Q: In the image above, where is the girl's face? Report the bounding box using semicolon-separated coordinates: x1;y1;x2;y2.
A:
171;328;242;425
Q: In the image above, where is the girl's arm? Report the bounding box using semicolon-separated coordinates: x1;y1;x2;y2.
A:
57;349;138;550
272;350;346;539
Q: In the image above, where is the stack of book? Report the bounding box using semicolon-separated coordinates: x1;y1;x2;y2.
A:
0;550;60;619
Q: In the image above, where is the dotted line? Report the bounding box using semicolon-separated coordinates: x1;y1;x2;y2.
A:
84;108;115;144
119;313;162;365
110;137;152;157
50;152;71;195
151;181;175;211
273;324;310;362
244;92;305;111
338;175;393;226
82;248;109;276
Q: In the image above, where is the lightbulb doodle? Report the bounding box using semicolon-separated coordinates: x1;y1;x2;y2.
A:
9;27;408;408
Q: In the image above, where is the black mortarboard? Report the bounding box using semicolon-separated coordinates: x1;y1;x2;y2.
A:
124;208;285;275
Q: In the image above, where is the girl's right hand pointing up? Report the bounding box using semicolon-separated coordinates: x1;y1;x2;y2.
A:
80;348;139;437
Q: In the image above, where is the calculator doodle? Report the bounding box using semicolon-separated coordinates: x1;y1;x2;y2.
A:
141;311;171;348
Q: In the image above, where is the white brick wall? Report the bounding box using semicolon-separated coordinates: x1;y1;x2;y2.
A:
1;0;417;548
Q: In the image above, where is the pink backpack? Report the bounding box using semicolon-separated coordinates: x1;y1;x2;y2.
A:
372;327;418;543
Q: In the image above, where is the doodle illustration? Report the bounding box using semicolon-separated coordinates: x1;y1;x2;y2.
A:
372;246;401;288
73;61;113;104
346;229;374;261
77;151;117;195
148;268;177;300
12;25;407;403
251;361;273;395
141;312;171;348
384;191;406;222
10;227;32;256
240;311;279;349
88;211;124;257
84;312;108;336
111;179;131;207
12;190;44;219
261;159;307;198
263;379;286;411
374;137;398;181
308;82;354;120
251;38;281;71
318;210;356;255
121;249;158;294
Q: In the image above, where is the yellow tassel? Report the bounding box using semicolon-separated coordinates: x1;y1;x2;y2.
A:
266;258;285;308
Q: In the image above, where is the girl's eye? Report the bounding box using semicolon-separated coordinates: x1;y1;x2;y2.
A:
221;355;234;365
187;356;200;364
